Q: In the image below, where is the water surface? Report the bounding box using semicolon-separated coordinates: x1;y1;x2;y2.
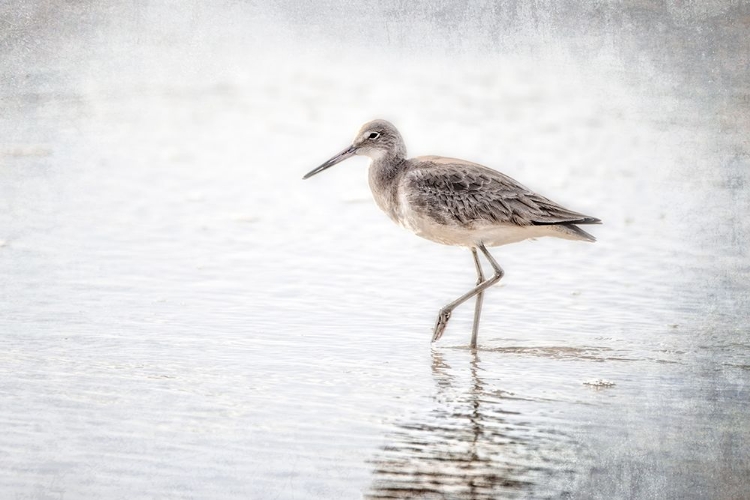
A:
1;2;749;499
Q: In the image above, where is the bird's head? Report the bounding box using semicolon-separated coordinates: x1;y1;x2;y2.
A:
303;119;406;179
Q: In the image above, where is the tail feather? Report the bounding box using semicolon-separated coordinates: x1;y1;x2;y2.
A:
561;224;597;242
532;215;602;225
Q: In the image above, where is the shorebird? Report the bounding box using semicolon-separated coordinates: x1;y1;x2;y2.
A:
303;119;600;348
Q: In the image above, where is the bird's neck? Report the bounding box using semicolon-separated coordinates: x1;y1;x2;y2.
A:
368;153;408;221
369;153;406;184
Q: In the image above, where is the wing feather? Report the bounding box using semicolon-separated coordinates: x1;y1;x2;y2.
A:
404;158;601;227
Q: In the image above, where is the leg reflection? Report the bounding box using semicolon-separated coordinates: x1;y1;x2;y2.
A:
366;349;538;500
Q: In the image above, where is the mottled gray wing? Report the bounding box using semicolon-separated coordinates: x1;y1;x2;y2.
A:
405;158;601;227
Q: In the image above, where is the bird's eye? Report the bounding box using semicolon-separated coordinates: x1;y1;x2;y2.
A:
368;132;380;140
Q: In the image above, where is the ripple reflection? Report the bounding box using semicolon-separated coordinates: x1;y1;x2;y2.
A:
367;351;580;499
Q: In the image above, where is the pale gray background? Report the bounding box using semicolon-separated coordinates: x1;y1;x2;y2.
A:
1;1;749;499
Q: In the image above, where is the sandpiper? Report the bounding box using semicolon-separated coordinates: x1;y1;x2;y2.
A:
303;119;600;348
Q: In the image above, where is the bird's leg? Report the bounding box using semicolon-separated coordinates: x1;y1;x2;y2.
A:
432;243;504;345
470;247;485;349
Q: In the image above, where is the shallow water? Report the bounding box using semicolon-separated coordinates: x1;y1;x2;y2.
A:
1;2;749;499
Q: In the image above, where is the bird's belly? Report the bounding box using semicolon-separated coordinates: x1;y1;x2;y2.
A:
399;212;554;248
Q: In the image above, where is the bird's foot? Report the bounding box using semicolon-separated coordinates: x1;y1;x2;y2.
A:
432;308;452;342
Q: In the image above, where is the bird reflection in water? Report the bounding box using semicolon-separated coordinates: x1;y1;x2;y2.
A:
366;350;578;499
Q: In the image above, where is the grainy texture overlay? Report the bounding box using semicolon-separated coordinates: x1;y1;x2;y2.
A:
1;2;748;499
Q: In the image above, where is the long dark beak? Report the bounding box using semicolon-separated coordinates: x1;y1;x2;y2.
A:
303;145;356;179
